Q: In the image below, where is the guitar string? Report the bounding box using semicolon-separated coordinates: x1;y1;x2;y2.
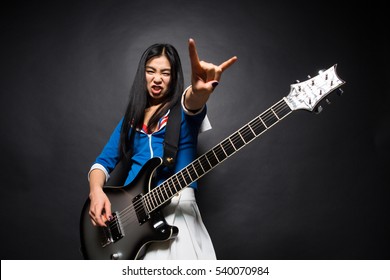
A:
106;176;179;230
115;173;190;229
105;99;292;231
105;173;180;230
211;99;290;163
108;156;194;229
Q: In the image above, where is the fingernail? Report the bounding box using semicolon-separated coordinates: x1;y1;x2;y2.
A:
212;82;219;89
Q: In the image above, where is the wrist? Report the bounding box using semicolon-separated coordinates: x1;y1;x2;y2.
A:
183;86;203;113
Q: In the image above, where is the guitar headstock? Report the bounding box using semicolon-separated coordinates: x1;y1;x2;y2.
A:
284;64;345;112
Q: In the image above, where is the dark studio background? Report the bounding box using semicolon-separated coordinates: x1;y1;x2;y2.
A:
1;0;388;260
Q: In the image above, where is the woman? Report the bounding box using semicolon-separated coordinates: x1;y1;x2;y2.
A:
88;38;237;259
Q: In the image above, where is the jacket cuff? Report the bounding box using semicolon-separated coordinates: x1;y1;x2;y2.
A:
88;163;110;182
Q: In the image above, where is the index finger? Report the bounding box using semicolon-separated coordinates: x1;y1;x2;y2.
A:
219;56;238;72
188;38;202;71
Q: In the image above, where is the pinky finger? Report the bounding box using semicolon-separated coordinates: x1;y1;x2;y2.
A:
220;56;238;71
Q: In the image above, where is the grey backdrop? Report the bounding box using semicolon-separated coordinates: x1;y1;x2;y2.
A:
1;0;388;260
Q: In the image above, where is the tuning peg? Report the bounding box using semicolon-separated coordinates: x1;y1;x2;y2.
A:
325;98;331;105
337;88;344;96
318;69;326;74
314;105;323;114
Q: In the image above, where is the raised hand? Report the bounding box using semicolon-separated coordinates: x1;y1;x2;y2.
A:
185;38;237;111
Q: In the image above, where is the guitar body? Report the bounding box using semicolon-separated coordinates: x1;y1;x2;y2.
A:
80;157;178;260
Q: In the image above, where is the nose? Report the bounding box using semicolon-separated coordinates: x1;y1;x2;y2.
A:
153;74;163;83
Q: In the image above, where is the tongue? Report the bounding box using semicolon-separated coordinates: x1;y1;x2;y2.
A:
152;87;162;95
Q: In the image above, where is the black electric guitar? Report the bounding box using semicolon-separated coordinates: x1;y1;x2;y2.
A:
80;64;345;260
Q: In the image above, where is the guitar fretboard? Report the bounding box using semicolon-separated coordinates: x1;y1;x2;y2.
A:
144;98;292;213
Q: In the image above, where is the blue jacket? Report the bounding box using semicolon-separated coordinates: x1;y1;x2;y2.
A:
91;106;207;189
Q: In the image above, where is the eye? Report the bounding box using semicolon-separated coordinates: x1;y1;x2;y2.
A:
146;70;154;75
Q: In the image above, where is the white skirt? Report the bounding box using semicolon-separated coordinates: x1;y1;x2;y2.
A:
141;187;217;260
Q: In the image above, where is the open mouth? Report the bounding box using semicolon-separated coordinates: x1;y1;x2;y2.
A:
151;85;163;95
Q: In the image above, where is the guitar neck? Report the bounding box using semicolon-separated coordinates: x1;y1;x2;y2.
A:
144;98;292;213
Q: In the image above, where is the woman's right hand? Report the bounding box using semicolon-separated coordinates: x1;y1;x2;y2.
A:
88;169;112;227
89;189;112;227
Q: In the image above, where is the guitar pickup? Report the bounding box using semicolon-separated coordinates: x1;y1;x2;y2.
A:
133;194;150;225
99;212;124;248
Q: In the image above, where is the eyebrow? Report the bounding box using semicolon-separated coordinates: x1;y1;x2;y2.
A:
145;66;171;72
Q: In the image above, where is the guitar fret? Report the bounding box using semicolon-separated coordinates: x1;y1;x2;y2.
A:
247;124;256;137
173;174;183;191
164;179;174;198
258;116;267;129
230;133;245;150
166;182;174;197
179;171;189;186
145;195;153;212
174;176;181;192
151;192;158;208
154;189;162;205
183;168;192;185
262;110;278;127
212;149;220;162
213;145;227;162
143;196;151;213
270;108;280;120
273;101;291;119
220;143;228;157
169;177;179;193
237;131;247;144
193;160;205;176
162;182;170;199
186;165;195;181
160;188;167;204
178;172;187;189
200;160;207;173
221;138;236;156
249;118;266;135
200;154;212;171
154;188;163;205
239;126;256;143
205;150;219;168
191;162;200;178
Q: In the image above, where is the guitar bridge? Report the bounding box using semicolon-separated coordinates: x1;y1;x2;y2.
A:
99;212;124;248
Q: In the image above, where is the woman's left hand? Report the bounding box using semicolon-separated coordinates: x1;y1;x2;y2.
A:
185;38;237;111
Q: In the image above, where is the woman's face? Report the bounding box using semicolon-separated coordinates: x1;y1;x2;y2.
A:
145;55;171;105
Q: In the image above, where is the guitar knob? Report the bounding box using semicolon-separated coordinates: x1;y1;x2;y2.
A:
111;252;122;260
314;105;323;114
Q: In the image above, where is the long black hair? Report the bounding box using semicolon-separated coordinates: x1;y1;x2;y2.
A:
119;43;184;160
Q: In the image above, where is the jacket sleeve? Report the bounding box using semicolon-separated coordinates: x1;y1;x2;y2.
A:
88;118;123;182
